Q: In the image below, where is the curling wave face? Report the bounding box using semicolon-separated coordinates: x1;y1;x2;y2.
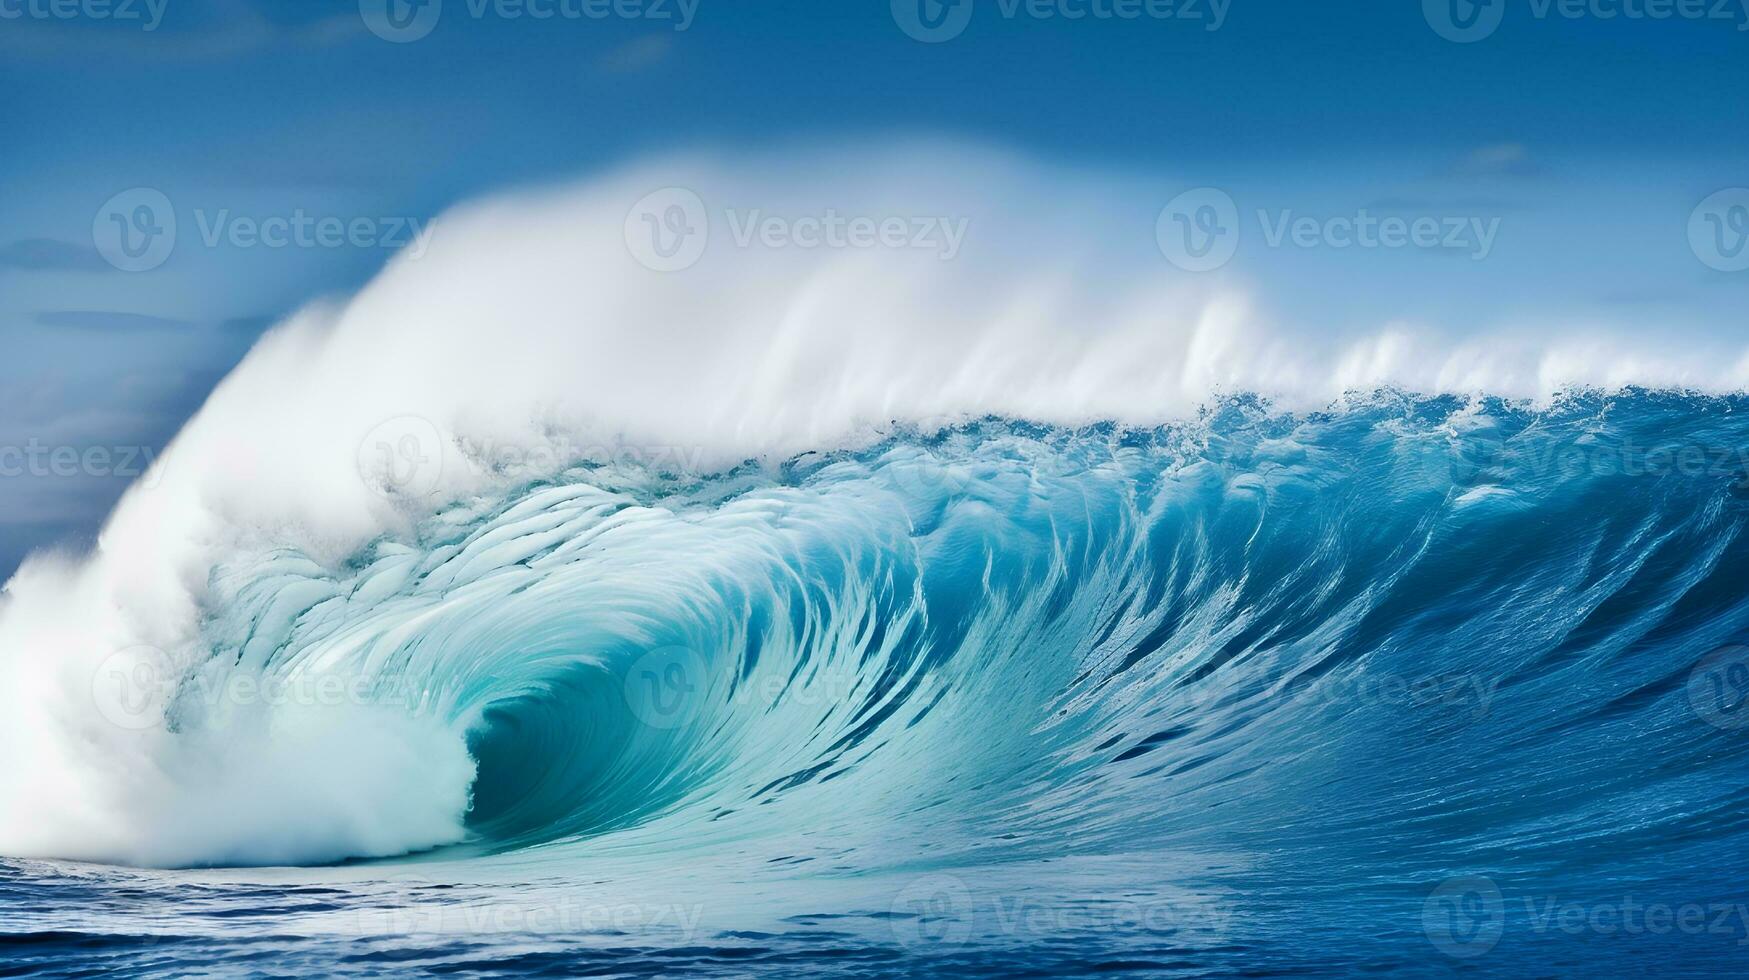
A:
8;396;1749;973
2;152;1748;975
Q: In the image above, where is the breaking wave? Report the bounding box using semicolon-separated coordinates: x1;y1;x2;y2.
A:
3;152;1748;912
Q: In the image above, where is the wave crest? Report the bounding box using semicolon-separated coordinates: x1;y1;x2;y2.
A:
5;149;1749;867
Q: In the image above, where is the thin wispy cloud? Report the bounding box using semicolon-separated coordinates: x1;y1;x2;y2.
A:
594;35;676;74
0;239;110;273
219;314;280;334
1449;143;1541;179
34;312;194;332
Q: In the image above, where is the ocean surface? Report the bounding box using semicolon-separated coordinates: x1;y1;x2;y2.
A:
5;393;1749;977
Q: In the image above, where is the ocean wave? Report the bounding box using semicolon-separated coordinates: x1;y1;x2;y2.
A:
3;155;1749;877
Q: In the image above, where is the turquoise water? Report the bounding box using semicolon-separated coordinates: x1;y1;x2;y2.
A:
4;392;1749;976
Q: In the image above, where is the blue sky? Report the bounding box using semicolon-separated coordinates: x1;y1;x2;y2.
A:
2;0;1747;576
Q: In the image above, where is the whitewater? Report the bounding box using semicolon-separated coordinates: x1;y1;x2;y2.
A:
2;150;1748;976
